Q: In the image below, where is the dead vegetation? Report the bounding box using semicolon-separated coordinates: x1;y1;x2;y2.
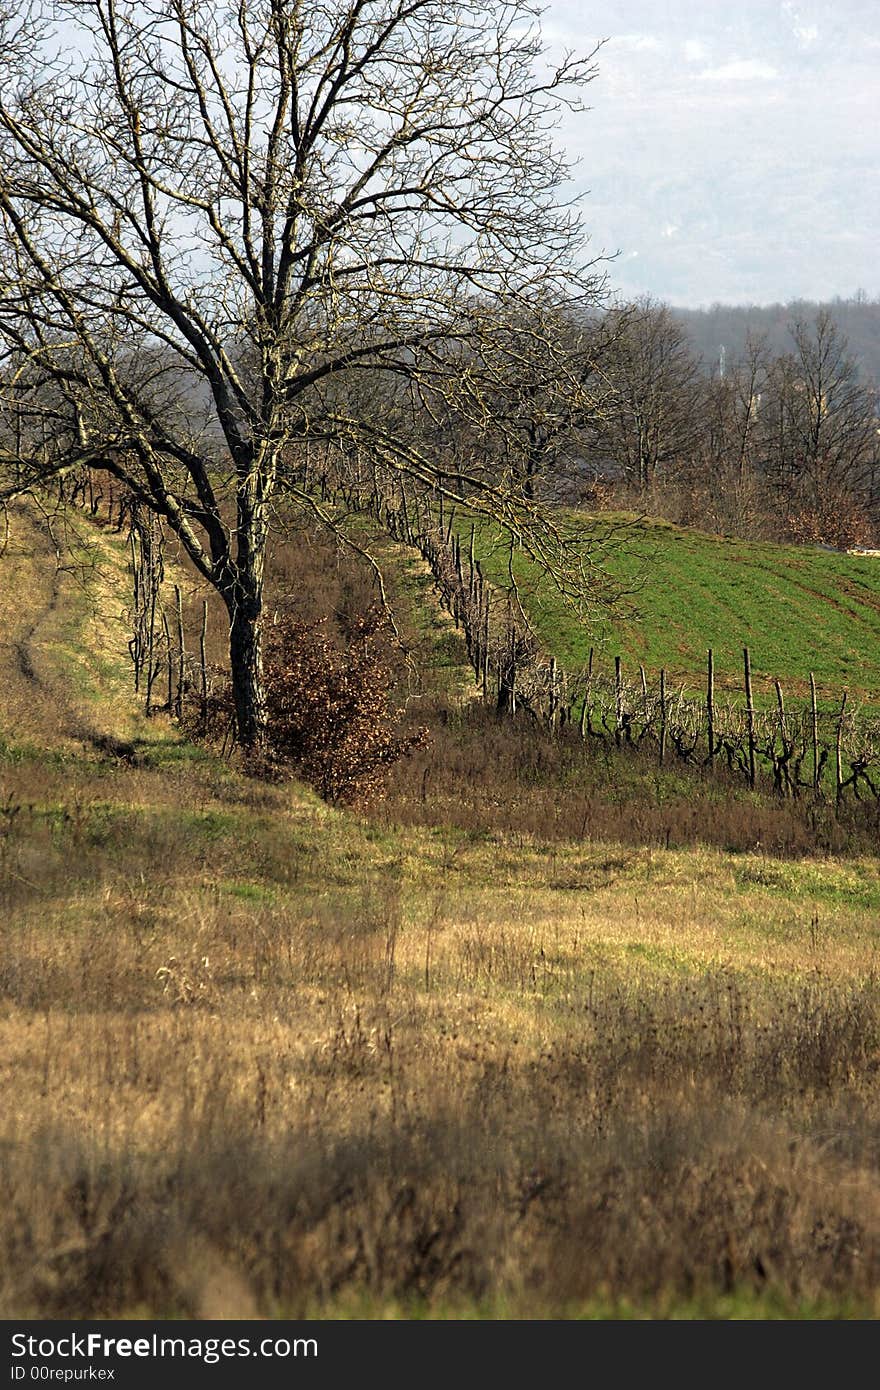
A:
379;698;880;859
2;824;880;1319
2;739;880;1320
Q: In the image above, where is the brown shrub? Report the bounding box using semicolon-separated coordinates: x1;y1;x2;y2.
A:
261;606;427;806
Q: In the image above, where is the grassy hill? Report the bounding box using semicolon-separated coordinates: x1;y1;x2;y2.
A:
466;513;880;703
2;500;880;1320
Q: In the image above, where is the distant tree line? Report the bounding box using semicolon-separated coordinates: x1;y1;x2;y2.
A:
672;293;880;389
472;297;880;550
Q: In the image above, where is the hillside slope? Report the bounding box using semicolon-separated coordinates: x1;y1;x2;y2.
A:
468;514;880;701
0;501;156;756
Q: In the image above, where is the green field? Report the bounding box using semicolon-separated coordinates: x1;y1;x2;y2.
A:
467;513;880;702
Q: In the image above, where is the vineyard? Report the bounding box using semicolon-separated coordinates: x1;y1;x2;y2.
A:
469;514;880;702
364;488;880;807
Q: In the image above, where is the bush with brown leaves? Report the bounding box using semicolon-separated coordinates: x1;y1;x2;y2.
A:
261;606;427;806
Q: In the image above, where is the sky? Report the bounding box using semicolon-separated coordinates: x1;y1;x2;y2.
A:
539;0;879;307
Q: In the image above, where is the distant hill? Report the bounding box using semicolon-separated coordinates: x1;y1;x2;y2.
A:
671;297;880;386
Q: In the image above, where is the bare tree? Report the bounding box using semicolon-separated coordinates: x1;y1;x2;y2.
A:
413;300;620;504
588;297;704;494
693;332;770;535
758;310;879;543
0;0;608;747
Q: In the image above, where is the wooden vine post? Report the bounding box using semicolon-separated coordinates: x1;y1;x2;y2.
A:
200;599;209;726
174;584;185;718
810;672;820;792
162;611;173;712
743;646;756;789
775;677;788;797
706;648;715;770
835;692;847;807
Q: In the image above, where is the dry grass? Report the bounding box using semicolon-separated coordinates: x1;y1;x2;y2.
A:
378;697;880;858
2;775;880;1319
1;501;880;1319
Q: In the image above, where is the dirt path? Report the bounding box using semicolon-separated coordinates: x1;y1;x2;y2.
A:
0;502;154;757
0;506;78;746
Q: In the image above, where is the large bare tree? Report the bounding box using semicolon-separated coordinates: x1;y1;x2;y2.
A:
0;0;606;746
759;311;879;504
588;297;704;494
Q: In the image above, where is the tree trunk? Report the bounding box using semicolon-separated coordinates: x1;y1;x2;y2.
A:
228;588;266;749
223;502;268;749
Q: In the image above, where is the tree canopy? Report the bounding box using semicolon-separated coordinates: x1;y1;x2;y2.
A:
0;0;609;744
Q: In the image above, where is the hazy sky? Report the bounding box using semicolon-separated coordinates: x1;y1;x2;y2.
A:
540;0;878;306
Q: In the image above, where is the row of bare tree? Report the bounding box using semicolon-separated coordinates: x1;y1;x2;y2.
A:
428;297;880;550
